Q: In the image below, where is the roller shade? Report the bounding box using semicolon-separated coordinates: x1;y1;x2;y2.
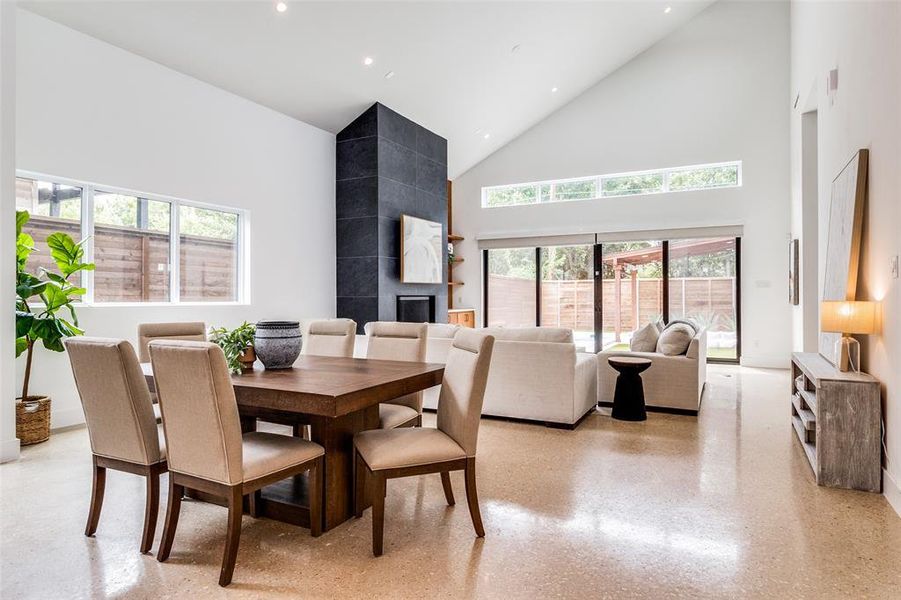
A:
476;225;742;249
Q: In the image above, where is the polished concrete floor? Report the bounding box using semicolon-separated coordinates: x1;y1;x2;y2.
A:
1;366;899;599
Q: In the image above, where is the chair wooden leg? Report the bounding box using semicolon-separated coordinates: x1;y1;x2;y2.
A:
140;467;160;553
219;486;243;587
354;451;366;519
440;471;455;506
84;460;106;537
248;490;261;518
414;414;422;427
157;480;183;562
371;473;386;557
308;457;322;538
464;458;485;538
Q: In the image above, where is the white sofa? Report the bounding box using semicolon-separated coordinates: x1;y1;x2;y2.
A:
412;325;597;428
597;328;707;414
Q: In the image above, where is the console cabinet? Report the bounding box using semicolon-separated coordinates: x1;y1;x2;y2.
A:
791;352;881;492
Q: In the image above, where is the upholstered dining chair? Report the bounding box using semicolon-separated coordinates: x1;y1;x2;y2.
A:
148;340;324;587
353;329;495;556
365;321;429;430
137;321;206;421
64;337;167;555
302;318;357;357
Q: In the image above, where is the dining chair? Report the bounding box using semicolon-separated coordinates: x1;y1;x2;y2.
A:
149;340;324;587
137;321;206;421
365;321;428;430
353;329;495;556
64;337;168;554
302;318;357;357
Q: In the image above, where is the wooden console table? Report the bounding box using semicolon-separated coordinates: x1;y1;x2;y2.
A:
790;352;881;492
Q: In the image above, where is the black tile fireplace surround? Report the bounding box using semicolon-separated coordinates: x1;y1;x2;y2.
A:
335;102;448;333
396;295;435;324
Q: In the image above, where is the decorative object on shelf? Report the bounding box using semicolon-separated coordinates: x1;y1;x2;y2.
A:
209;321;257;374
254;321;302;369
788;238;799;305
14;210;95;445
819;149;868;363
447;242;455;266
400;214;443;284
820;300;878;372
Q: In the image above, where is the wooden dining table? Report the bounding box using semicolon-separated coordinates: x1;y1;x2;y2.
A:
142;355;445;532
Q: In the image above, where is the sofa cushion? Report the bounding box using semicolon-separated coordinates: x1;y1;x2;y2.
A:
630;322;659;352
656;323;695;356
482;327;573;343
666;319;698;335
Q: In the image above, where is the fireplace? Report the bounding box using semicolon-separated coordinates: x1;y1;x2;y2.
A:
396;295;435;323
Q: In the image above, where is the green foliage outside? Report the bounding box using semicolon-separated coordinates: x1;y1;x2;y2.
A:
669;166;738;191
16;210;95;400
601;173;663;196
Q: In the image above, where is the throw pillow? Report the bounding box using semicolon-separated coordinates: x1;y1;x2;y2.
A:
666;319;698;335
656;323;695;356
630;322;659;352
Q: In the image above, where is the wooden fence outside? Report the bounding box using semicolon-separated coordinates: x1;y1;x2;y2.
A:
24;216;236;302
488;275;736;335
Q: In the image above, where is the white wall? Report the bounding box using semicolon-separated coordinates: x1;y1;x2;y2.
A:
790;1;901;514
13;11;336;429
452;0;791;368
1;2;20;462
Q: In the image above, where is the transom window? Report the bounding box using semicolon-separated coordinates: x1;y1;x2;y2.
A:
15;172;246;304
482;161;741;208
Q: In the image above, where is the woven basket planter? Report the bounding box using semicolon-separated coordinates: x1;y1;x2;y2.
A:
16;396;51;446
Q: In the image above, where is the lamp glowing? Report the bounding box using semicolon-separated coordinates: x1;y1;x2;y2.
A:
820;300;878;371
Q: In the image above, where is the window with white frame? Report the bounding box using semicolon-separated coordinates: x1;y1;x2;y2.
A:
482;161;741;208
15;173;246;304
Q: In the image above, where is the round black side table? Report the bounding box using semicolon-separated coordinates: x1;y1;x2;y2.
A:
608;357;653;421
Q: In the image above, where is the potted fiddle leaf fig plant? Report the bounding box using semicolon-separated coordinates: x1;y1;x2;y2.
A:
209;321;257;374
15;210;95;445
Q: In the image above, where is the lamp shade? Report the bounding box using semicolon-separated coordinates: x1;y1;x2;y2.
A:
820;301;878;334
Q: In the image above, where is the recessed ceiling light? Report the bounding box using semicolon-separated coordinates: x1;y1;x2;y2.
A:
275;2;287;13
664;6;672;14
483;133;491;140
384;71;395;79
363;57;374;66
551;86;558;93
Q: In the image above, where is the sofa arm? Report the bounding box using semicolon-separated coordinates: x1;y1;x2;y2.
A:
573;353;598;422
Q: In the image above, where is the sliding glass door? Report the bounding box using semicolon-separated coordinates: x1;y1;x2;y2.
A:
540;246;595;352
598;241;663;352
668;238;740;360
483;237;740;361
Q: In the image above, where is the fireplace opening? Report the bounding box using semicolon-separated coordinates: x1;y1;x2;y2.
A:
396;295;435;323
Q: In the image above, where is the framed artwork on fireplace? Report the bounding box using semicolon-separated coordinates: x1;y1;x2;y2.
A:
400;214;443;284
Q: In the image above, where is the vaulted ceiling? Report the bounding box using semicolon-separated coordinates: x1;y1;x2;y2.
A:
22;1;713;177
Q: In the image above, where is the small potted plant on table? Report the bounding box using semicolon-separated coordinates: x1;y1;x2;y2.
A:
209;321;257;374
15;210;95;445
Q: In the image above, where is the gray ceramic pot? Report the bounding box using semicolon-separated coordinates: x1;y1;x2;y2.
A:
253;321;302;369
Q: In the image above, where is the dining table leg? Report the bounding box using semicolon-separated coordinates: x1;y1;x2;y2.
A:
309;404;379;532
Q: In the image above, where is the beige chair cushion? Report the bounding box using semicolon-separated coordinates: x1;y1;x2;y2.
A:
65;337;162;465
630;322;659;352
367;322;428;416
379;404;419;429
302;319;356;358
149;340;244;485
656;323;695;356
241;432;324;482
436;330;495;456
427;323;461;339
137;322;206;363
481;327;573;343
355;428;466;471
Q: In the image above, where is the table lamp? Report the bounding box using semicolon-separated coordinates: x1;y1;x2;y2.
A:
820;300;878;372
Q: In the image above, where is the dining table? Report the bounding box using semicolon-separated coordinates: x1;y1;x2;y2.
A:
142;355;445;532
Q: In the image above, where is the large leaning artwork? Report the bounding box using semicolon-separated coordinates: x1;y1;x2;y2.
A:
400;214;443;284
819;149;868;363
